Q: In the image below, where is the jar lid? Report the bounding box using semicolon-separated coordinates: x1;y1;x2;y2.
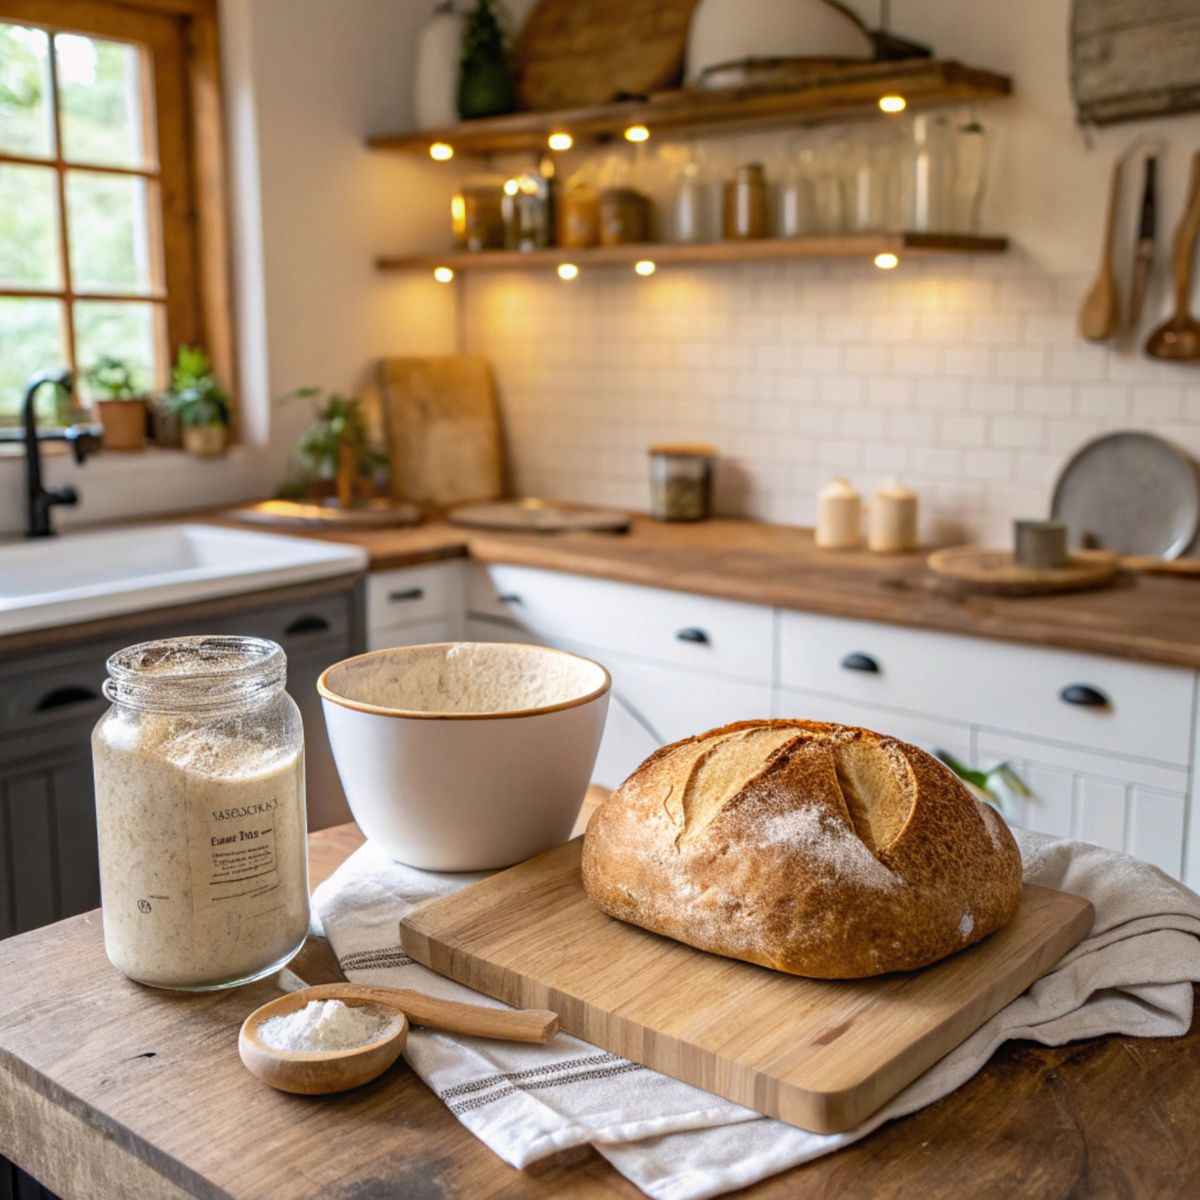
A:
648;442;718;458
819;477;860;499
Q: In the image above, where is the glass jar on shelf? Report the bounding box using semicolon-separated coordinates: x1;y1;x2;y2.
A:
950;110;990;234
670;140;715;244
648;443;717;522
502;155;557;251
452;173;505;251
559;163;600;248
848;127;901;233
810;131;850;234
722;162;768;239
776;138;816;238
900;112;955;233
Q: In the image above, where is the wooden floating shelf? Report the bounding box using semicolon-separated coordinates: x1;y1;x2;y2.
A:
368;60;1011;157
376;233;1009;274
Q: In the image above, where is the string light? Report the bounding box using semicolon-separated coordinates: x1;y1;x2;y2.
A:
429;141;454;161
878;94;907;114
557;262;579;281
624;124;650;143
547;130;573;151
634;260;656;276
873;252;899;270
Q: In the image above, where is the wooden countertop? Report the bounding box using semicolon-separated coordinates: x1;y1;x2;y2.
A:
2;814;1196;1199
216;510;1200;671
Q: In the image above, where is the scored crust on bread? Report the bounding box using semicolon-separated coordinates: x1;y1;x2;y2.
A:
581;719;1023;979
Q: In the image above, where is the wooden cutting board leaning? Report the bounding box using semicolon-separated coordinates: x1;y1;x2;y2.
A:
372;354;505;508
399;838;1094;1134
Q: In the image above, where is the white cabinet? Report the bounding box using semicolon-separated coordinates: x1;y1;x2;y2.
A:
366;562;463;650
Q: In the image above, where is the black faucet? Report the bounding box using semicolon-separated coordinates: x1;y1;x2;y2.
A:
20;369;103;538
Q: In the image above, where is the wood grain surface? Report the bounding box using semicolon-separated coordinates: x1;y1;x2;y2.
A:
400;839;1094;1132
12;511;1200;670
0;816;1197;1197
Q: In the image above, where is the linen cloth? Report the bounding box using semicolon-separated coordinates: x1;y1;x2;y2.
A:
310;830;1200;1200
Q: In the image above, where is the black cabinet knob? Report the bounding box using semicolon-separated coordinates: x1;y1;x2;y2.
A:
498;593;523;605
387;587;425;603
675;627;710;645
841;652;880;674
1060;683;1109;708
284;614;331;637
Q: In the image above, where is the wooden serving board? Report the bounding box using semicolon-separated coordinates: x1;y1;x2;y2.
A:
926;546;1119;595
400;839;1094;1133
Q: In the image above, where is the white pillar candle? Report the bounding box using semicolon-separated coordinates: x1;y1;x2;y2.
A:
868;479;919;553
816;478;862;549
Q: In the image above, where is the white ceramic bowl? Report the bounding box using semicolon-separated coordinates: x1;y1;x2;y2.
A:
318;642;611;870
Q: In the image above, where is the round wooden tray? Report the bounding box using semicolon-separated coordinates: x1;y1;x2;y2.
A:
926;546;1119;596
232;499;421;529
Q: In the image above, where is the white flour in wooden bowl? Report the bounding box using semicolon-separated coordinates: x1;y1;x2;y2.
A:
323;642;608;715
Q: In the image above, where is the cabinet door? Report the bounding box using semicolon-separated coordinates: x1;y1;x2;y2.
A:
977;732;1188;878
368;619;454;652
568;641;772;790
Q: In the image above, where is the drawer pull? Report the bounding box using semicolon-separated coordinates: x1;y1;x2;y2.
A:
284;614;331;637
1060;683;1109;708
388;587;425;603
498;593;523;606
34;685;101;712
841;652;880;674
675;627;710;645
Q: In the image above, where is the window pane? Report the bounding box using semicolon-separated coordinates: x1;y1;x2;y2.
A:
74;300;163;398
66;171;159;294
0;23;54;159
0;164;62;289
0;298;67;423
56;34;151;169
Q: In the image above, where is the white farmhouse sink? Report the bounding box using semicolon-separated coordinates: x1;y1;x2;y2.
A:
0;523;368;636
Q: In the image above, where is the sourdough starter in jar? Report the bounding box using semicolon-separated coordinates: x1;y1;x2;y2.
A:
92;637;309;990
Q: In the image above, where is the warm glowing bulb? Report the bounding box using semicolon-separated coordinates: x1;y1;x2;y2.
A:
433;266;455;283
429;141;454;161
502;177;519;196
878;94;907;114
874;252;899;270
547;130;573;151
634;259;656;276
557;262;579;281
624;123;650;143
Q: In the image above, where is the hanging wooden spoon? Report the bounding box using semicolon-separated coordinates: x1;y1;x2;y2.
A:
1146;151;1200;362
1079;156;1123;342
240;983;559;1095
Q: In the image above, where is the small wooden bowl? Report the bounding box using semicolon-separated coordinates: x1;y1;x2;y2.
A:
239;991;408;1096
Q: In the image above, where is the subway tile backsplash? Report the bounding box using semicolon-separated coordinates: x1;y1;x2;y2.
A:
463;255;1200;546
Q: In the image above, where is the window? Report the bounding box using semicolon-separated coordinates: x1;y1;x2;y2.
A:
0;0;231;429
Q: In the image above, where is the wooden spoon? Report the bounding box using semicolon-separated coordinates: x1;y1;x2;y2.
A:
1146;151;1200;362
1079;156;1123;342
239;983;559;1095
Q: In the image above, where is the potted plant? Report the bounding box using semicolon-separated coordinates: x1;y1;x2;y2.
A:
284;387;388;506
457;0;515;119
165;345;231;457
87;356;147;452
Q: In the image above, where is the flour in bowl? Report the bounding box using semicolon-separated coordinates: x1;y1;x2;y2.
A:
258;999;398;1052
323;642;607;715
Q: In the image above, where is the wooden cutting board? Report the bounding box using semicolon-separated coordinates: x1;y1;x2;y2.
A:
926;546;1119;595
400;838;1094;1133
374;355;505;508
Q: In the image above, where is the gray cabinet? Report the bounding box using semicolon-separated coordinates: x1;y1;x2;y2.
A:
0;576;365;941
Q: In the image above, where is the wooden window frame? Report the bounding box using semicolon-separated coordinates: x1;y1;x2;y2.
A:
0;0;235;431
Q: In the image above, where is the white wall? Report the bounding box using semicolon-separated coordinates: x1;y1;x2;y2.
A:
456;0;1200;544
0;0;456;536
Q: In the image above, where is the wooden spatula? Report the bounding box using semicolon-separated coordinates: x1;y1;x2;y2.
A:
1079;156;1123;342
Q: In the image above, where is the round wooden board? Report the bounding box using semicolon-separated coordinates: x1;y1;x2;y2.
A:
514;0;700;110
927;546;1119;595
232;499;421;529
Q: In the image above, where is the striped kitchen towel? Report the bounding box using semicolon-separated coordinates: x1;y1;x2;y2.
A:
311;830;1200;1200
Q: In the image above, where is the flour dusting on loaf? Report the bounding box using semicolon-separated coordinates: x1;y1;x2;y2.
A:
581;719;1023;979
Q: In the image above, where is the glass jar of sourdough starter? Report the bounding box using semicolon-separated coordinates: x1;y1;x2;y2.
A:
92;636;309;990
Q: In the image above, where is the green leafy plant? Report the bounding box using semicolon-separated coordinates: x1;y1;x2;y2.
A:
283;386;388;488
457;0;515;119
86;355;140;401
165;345;230;427
935;749;1030;813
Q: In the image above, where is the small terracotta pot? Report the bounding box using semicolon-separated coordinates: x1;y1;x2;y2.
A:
183;423;228;457
97;398;147;452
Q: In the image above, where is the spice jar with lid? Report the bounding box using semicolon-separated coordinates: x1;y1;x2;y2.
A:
648;443;717;522
723;162;768;239
816;478;862;549
868;478;919;553
92;636;310;991
452;174;505;252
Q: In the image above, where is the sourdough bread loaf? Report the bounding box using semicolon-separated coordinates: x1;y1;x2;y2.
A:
581;719;1022;978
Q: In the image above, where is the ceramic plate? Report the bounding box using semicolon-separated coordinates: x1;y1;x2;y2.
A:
1051;431;1199;558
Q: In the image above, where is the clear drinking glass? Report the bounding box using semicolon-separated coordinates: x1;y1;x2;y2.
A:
671;141;714;243
902;113;955;233
950;110;990;234
811;131;849;234
776;138;816;238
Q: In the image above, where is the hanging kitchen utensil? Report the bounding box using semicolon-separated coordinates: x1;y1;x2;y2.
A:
1127;154;1158;331
1145;150;1200;363
1078;155;1123;342
1050;430;1200;559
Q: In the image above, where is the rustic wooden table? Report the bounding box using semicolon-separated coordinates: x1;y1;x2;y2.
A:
2;816;1198;1199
